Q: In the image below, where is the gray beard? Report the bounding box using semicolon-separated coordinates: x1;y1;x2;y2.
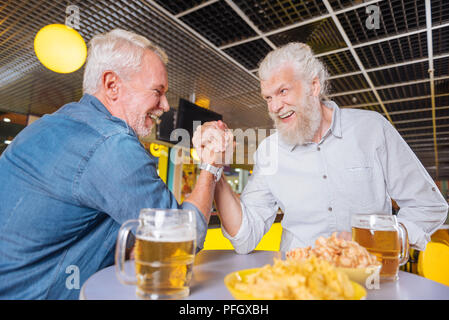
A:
129;112;152;138
270;96;322;146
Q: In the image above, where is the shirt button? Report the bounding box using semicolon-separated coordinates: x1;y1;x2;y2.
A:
328;207;333;212
323;175;327;179
432;187;436;191
317;146;321;151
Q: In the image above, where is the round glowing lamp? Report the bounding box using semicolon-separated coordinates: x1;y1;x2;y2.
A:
34;24;87;73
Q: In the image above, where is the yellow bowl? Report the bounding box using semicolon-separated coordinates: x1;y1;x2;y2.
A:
336;265;382;286
224;268;367;300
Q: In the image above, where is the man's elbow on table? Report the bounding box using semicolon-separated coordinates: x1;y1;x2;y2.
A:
221;221;258;255
223;233;255;255
228;231;261;255
234;246;256;255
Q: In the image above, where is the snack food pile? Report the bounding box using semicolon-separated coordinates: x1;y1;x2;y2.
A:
286;232;380;268
234;256;355;300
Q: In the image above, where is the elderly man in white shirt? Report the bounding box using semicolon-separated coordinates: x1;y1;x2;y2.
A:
193;42;448;254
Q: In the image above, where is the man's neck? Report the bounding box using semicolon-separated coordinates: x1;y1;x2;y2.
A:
94;92;126;120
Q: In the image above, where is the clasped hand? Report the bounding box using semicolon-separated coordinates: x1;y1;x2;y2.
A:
192;120;234;167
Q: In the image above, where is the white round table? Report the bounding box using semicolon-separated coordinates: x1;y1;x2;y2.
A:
80;250;449;300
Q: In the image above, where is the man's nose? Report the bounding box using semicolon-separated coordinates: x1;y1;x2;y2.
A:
160;94;170;112
269;97;283;114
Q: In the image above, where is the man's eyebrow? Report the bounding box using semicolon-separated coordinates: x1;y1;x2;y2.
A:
261;82;287;98
276;82;288;92
152;84;168;93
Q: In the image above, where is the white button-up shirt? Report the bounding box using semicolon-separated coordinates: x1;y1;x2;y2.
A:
223;101;448;253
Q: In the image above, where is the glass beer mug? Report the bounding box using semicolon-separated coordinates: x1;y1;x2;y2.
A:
351;214;409;281
115;209;196;299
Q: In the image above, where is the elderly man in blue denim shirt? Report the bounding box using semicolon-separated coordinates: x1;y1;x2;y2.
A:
0;29;220;299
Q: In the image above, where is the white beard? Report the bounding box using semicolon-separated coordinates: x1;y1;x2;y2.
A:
270;95;322;146
128;110;152;138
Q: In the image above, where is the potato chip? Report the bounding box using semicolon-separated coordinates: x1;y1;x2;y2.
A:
286;232;380;268
234;256;355;300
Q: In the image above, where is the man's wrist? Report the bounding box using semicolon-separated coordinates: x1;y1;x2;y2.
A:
199;163;223;182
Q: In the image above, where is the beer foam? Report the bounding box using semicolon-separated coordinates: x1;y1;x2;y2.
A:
357;224;396;232
137;227;195;242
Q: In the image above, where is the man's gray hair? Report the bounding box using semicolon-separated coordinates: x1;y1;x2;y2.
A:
82;29;168;94
258;42;329;100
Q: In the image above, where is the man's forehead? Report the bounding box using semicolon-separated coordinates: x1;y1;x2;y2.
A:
265;65;295;81
143;48;165;64
141;50;168;87
142;50;167;72
260;65;296;91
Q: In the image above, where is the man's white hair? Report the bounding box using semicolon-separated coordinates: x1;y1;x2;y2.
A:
82;28;168;94
258;42;329;100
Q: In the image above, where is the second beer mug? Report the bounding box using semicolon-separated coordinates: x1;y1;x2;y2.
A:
351;214;409;282
115;209;196;300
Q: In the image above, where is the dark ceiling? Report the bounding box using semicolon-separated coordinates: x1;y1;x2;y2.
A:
0;0;449;178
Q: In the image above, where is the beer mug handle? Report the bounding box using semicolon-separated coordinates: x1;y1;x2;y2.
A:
115;219;139;285
397;222;410;266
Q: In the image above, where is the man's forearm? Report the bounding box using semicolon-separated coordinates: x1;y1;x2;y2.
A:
214;176;243;237
184;170;216;224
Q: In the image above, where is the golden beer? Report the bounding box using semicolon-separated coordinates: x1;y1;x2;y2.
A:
134;236;195;299
115;209;197;299
352;227;401;280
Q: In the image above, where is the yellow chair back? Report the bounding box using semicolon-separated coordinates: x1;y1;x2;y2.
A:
203;222;282;251
430;229;449;246
418;241;449;287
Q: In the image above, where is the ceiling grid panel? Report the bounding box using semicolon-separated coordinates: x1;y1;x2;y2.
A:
425;0;439;177
322;0;393;124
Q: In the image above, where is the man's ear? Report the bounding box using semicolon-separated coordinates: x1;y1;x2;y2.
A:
311;76;321;98
101;70;121;100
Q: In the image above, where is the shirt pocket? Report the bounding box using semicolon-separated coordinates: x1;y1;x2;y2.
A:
341;158;377;209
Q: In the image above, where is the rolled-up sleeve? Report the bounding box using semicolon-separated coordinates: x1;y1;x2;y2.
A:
379;119;448;250
221;159;279;254
75;133;207;251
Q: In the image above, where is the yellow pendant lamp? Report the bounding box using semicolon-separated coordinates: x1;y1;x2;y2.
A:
34;24;87;73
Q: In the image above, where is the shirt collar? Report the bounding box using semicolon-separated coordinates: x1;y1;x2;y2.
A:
325;100;343;139
79;93;112;117
278;100;343;152
79;93;137;136
277;131;296;152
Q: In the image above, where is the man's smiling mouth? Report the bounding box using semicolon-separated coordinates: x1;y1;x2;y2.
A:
147;112;162;124
279;110;294;119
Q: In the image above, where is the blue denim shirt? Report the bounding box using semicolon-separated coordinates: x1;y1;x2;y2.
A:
0;94;207;299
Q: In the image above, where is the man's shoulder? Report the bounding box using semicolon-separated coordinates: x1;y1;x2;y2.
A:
54;100;130;139
337;107;395;146
340;107;388;129
18;101;137;163
341;107;386;120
